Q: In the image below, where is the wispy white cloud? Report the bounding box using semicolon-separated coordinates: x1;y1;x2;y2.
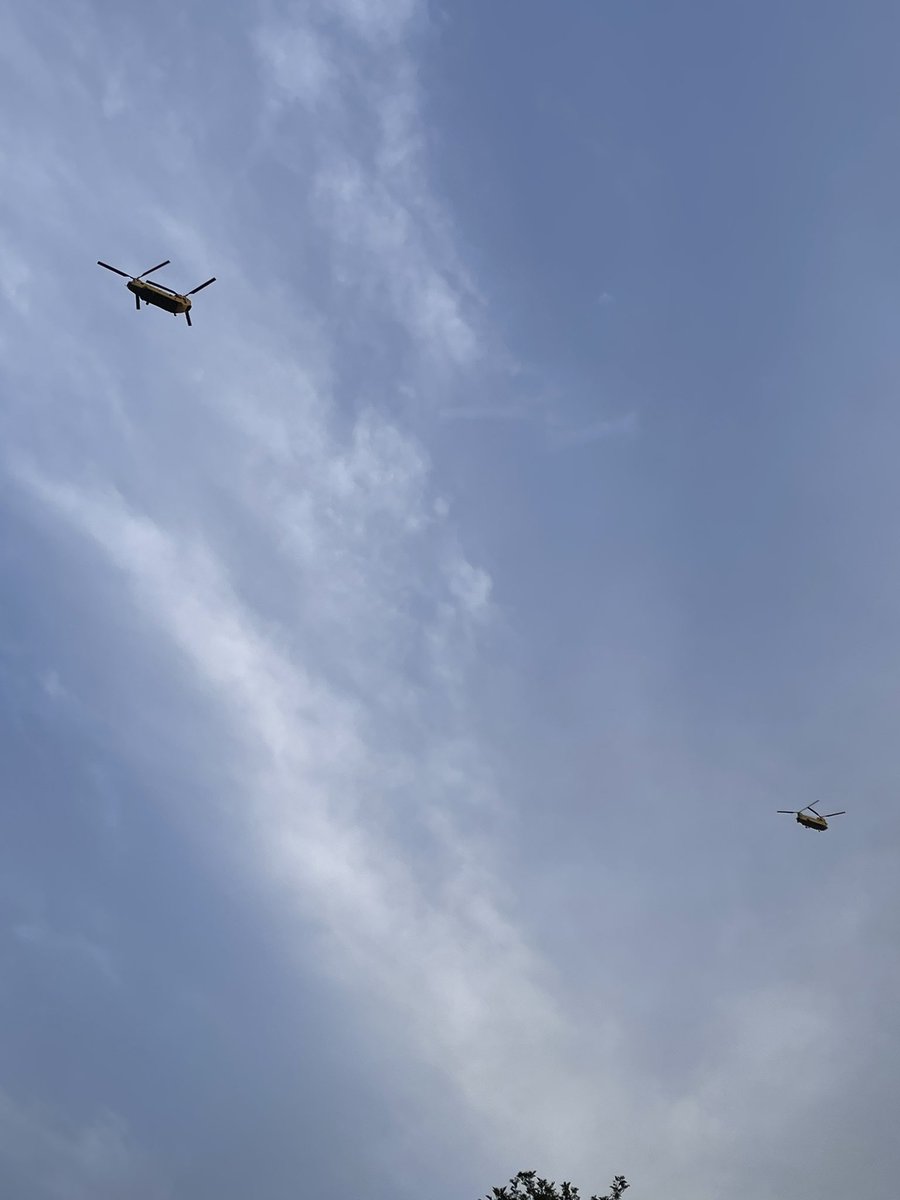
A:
0;233;32;318
12;919;120;987
0;4;785;1195
6;4;896;1200
11;454;594;1161
254;24;337;111
0;1092;166;1200
439;398;638;449
547;409;638;449
254;2;483;379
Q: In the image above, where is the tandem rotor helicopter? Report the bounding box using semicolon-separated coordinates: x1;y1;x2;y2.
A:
97;258;216;327
777;803;846;832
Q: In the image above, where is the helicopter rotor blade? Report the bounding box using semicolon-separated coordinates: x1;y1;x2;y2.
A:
138;260;170;279
776;810;796;814
185;277;216;297
98;261;131;279
820;811;846;818
185;310;192;327
135;293;140;311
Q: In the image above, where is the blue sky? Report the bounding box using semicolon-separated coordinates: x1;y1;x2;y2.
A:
2;2;900;1198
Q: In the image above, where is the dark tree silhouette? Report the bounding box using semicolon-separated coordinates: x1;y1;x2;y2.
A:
483;1169;629;1200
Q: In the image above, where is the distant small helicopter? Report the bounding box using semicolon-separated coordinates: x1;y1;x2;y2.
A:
97;259;216;327
777;803;845;831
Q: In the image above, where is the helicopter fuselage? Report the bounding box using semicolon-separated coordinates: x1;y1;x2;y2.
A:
127;278;191;315
796;812;828;831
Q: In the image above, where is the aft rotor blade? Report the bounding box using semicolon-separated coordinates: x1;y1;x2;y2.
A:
135;293;140;311
821;811;846;818
776;810;796;814
98;261;130;278
185;277;215;296
139;260;170;278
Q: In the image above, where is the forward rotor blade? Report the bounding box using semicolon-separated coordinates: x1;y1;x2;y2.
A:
139;279;179;295
804;804;820;815
821;811;846;818
776;810;796;814
185;277;215;297
139;260;170;278
185;311;192;327
135;293;140;311
98;261;130;278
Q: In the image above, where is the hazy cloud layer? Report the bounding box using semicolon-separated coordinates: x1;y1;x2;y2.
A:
2;3;900;1200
